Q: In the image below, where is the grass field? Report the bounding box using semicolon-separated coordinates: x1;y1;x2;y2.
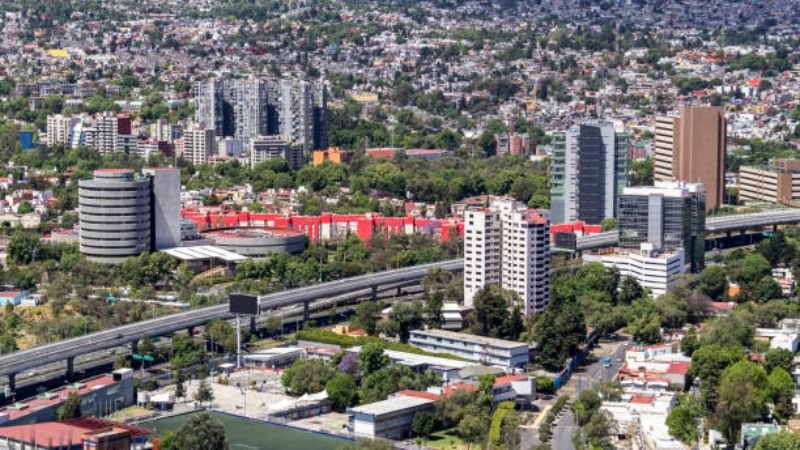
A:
144;412;353;450
427;428;467;450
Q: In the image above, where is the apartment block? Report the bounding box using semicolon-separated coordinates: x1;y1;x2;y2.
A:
249;135;304;170
179;124;215;165
45;114;78;146
738;159;800;206
653;107;726;210
463;197;550;315
550;121;628;225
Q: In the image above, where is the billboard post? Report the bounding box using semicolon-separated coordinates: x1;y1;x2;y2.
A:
229;294;258;368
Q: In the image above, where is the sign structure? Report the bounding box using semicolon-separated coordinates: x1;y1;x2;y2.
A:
229;293;259;315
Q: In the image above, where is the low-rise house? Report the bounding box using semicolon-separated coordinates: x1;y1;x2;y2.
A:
408;329;530;370
349;392;435;440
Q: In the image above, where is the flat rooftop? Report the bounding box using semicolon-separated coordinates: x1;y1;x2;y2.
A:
410;329;529;350
350;394;434;417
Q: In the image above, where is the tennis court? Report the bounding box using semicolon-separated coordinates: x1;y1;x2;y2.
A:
144;411;353;450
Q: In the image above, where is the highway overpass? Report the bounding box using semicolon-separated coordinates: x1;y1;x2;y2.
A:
556;209;800;252
0;259;463;392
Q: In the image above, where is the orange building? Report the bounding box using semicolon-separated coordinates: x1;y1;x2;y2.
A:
312;147;351;166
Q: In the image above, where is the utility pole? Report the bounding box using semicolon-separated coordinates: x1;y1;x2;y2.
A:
236;314;241;369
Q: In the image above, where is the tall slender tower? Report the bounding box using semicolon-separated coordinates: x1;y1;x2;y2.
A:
653;106;726;210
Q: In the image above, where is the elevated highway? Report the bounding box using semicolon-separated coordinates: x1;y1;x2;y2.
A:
0;259;463;391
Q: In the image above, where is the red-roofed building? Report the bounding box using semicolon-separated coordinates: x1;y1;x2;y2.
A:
0;369;135;426
0;417;150;449
397;390;441;401
629;394;655;405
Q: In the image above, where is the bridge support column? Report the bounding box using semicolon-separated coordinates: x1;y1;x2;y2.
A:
250;316;257;334
66;356;75;380
774;224;779;232
130;340;138;356
371;286;377;301
303;301;310;321
740;229;746;236
7;373;15;395
726;231;731;239
187;326;195;336
396;287;402;296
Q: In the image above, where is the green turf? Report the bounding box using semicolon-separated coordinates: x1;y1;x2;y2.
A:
143;411;352;450
427;428;466;449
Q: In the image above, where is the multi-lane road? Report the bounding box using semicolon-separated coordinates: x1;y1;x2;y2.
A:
0;259;463;382
551;343;628;450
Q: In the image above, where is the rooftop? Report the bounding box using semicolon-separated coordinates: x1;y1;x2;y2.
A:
410;329;529;350
350;394;434;417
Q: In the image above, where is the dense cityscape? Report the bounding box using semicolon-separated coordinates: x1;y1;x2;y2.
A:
0;0;799;449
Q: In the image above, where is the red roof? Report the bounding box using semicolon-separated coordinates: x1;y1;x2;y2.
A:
442;383;478;397
0;417;150;448
494;373;528;386
666;362;690;375
629;394;655;405
0;290;22;298
0;375;117;422
398;390;441;401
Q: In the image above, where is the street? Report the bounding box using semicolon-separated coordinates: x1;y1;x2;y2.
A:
550;340;628;450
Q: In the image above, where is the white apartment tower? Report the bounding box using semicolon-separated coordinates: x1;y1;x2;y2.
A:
46;114;78;146
180;125;215;165
464;198;550;315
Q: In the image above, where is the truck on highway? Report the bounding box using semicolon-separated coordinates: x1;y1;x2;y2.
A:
602;356;611;367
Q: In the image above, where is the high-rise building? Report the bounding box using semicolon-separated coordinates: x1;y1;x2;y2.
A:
550;121;629;225
180;124;215;165
46;114;78;146
618;181;706;272
78;168;180;264
463;198;550;315
653;106;726;210
250;135;304;170
195;77;327;152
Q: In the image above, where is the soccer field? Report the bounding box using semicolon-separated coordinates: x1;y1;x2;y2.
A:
144;412;353;450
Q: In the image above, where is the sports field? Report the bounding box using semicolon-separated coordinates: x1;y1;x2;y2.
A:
144;412;353;450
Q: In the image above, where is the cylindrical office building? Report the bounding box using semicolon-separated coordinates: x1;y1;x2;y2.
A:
79;169;152;263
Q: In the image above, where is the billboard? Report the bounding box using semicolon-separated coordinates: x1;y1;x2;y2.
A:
229;293;259;315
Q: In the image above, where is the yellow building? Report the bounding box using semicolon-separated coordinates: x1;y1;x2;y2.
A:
312;147;351;166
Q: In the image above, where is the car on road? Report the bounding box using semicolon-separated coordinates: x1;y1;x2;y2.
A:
116;333;124;339
602;356;611;367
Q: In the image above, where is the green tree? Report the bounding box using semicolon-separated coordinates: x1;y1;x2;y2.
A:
458;415;488;449
696;265;729;299
352;301;383;336
753;431;800;449
680;327;700;357
734;253;771;293
56;392;82;420
751;277;783;303
411;410;436;439
629;157;653;186
764;348;793;375
666;394;703;444
359;343;390;377
389;301;423;342
175;372;186;399
16;201;33;214
174;412;228;450
689;344;744;409
8;231;39;265
534;290;586;369
600;217;618;231
326;373;357;411
194;379;214;407
627;312;661;344
713;360;768;443
617;276;644;304
281;359;336;395
767;367;795;421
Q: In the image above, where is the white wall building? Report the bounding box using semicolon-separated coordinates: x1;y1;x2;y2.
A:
408;329;529;370
463;197;550;315
180;124;215;166
45;114;78;146
583;243;685;297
